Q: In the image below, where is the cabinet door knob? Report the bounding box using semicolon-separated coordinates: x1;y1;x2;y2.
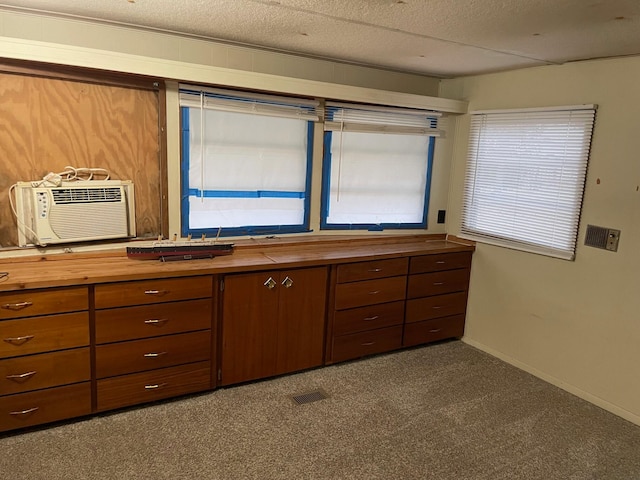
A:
3;335;35;346
263;277;277;290
1;301;33;311
281;276;293;288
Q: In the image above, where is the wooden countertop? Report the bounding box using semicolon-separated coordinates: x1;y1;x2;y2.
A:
0;234;474;291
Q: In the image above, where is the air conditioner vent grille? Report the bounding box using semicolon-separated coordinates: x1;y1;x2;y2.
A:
52;187;123;204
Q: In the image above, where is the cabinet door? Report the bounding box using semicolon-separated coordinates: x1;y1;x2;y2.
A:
221;272;280;385
276;267;327;376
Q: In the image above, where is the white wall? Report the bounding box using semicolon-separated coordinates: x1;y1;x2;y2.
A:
0;8;444;100
442;57;640;425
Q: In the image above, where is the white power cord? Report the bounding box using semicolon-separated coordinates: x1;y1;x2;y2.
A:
31;166;111;187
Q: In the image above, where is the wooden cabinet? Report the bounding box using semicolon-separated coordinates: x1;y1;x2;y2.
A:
94;276;214;412
221;267;327;386
403;252;472;347
327;258;408;363
0;235;474;433
0;287;90;433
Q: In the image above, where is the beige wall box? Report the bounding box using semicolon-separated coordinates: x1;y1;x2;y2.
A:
14;180;136;247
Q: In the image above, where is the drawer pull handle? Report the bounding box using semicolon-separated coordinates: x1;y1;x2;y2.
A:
433;282;445;286
6;371;37;382
144;290;169;296
368;290;380;295
436;261;446;264
144;383;168;390
9;407;39;417
263;277;277;290
3;335;35;346
281;276;294;288
2;301;33;311
363;315;379;321
368;268;382;272
144;318;168;326
143;352;168;358
432;306;442;310
361;341;375;346
429;329;442;333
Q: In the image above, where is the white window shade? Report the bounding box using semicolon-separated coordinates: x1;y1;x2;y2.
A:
461;105;596;260
322;102;438;229
324;102;442;136
180;86;320;121
179;86;314;236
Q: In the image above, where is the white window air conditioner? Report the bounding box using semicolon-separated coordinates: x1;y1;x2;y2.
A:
14;180;136;247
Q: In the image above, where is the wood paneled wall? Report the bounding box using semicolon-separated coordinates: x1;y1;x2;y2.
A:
0;65;163;248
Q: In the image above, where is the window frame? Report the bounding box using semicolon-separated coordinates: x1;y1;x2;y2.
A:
179;87;317;238
320;103;440;231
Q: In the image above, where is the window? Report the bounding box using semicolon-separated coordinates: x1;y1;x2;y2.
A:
321;103;441;230
461;105;596;260
179;86;319;237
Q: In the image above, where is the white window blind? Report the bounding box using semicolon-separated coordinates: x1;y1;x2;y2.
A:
461;105;596;260
322;103;440;229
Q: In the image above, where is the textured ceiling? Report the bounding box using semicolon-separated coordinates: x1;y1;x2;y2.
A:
1;0;640;77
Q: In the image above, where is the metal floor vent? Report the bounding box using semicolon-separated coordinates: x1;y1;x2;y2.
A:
290;389;328;406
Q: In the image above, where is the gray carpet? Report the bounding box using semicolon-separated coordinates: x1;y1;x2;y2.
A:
1;341;639;480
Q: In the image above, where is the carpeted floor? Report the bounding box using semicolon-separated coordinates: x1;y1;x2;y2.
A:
1;341;639;480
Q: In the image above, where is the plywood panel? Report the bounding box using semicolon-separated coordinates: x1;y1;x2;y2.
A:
0;70;161;247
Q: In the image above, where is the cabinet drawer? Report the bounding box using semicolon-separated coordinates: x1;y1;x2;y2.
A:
402;315;465;347
331;325;403;363
96;361;211;411
407;269;470;299
335;276;407;310
409;252;472;274
0;312;89;359
336;258;408;284
95;276;213;309
333;301;404;336
0;287;88;320
405;292;468;323
0;382;91;433
95;299;212;343
96;330;211;378
0;347;90;395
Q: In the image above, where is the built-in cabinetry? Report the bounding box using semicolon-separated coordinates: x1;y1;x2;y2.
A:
404;252;471;346
221;267;327;385
0;236;473;433
94;276;214;411
326;251;472;363
0;287;91;433
328;258;407;363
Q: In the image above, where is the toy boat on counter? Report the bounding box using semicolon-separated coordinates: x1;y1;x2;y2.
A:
126;235;234;261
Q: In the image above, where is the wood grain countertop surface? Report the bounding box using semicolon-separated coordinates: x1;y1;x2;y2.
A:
0;234;474;291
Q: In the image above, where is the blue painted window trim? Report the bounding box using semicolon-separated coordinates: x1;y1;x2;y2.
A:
180;107;313;238
320;130;435;232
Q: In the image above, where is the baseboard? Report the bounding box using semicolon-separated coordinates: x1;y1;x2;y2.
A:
462;337;640;427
